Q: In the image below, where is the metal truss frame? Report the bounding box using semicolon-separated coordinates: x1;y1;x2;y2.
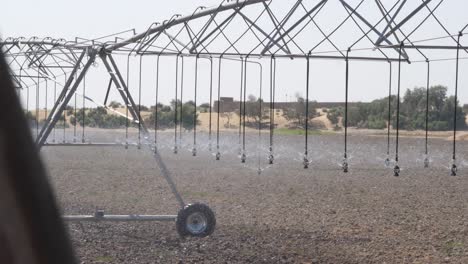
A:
1;0;467;228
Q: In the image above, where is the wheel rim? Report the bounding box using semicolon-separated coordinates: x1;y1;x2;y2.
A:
186;212;208;235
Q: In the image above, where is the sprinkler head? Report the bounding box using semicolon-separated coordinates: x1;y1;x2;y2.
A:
192;147;197;156
451;164;457;176
342;157;349;173
241;152;246;163
137;143;141;150
393;165;400;177
268;153;274;164
173;145;178;154
257;168;262;175
303;156;309;169
424;157;429;168
215;152;221;160
342;161;349;173
384;157;390;167
124;142;128;149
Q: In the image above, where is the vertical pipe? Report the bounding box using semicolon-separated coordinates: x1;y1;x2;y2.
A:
179;56;184;146
424;60;430;168
238;57;244;154
394;42;403;177
386;62;392;158
154;56;160;148
216;57;222;160
269;56;275;164
174;55;179;153
208;57;213;151
82;74;86;143
138;56;143;149
193;56;199;156
451;33;462;176
343;48;350;173
304;53;310;169
36;72;39;140
241;58;248;163
53;81;56;142
63;74;67;143
73;83;77;142
45;79;48;142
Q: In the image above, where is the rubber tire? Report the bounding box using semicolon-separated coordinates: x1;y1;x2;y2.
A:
176;203;216;237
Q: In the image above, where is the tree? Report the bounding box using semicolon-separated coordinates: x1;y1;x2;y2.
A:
145;101;199;130
328;85;466;131
221;112;234;128
282;93;318;128
242;94;268;126
109;101;122;108
199;103;210;113
72;107;128;128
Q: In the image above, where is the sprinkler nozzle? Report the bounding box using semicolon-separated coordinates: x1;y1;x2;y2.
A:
393;164;400;177
342;159;349;173
451;163;457;176
303;156;309;169
424;157;429;168
268;153;274;164
384;157;390;167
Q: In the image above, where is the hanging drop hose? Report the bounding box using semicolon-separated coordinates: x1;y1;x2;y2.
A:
125;55;130;149
137;56;143;149
45;80;48;143
238;57;244;155
216;57;222;160
451;32;462;176
82;74;86;143
241;58;248;163
179;56;185;149
154;55;160;150
343;48;350;173
385;62;392;167
36;72;39;140
394;42;403;177
53;81;56;142
304;53;310;169
208;56;214;152
269;56;276;165
26;85;30;124
192;55;199;156
424;60;430;168
73;81;77;142
257;61;263;175
62;74;67;143
174;54;180;154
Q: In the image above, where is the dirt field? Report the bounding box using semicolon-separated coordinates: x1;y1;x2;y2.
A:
41;129;468;263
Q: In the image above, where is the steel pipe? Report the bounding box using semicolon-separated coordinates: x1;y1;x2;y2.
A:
64;214;177;222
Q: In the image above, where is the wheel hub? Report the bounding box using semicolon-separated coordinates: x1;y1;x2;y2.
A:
186;212;208;235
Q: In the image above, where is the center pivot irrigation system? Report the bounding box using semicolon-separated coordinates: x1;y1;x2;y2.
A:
2;0;468;237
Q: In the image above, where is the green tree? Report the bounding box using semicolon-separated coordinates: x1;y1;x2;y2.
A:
283;93;318;128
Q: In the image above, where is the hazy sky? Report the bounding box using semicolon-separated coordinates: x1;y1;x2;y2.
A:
2;0;468;108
